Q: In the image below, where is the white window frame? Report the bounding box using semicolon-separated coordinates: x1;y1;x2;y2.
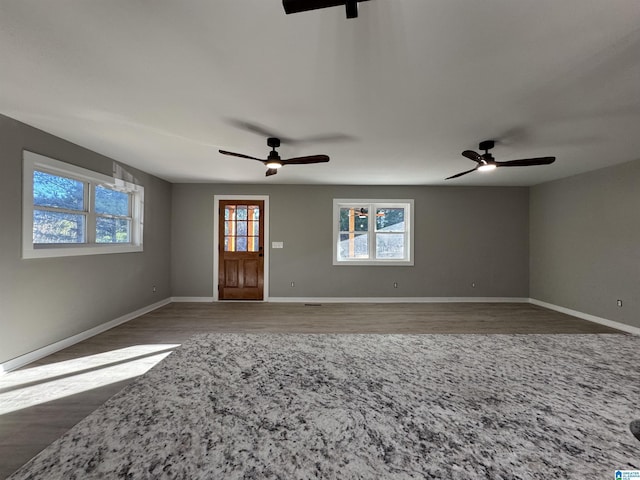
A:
333;198;414;266
22;151;144;259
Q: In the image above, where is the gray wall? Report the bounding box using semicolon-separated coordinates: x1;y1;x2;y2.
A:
171;184;530;298
0;115;172;364
5;110;637;364
530;158;640;328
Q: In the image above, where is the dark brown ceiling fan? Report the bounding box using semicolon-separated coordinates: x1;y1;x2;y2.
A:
283;0;370;18
446;140;555;180
219;137;329;177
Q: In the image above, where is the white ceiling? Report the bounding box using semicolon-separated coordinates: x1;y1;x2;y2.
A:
1;0;639;185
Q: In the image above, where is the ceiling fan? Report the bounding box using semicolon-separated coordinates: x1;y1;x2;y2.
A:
283;0;370;18
446;140;555;180
219;137;329;177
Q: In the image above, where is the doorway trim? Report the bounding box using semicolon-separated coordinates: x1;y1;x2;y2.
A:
213;195;269;301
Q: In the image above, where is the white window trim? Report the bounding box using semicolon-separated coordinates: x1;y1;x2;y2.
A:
22;151;144;259
333;198;414;266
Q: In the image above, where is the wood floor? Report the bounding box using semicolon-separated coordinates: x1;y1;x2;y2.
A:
0;301;623;478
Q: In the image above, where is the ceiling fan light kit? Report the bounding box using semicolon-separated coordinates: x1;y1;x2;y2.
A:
477;163;497;172
446;140;555;180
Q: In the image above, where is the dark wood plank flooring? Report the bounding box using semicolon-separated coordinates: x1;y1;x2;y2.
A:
0;302;623;478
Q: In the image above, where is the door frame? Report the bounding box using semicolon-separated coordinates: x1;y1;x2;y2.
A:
213;195;269;301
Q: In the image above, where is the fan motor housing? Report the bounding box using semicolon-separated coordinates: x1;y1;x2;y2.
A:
479;140;495;151
267;137;281;149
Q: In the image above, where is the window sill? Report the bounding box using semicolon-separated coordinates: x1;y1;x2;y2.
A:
23;244;143;259
333;260;414;266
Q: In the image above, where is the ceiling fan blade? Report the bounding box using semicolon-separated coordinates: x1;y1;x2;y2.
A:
219;150;264;162
445;167;478;180
283;0;347;14
265;168;279;177
282;155;330;165
227;119;354;145
495;157;556;167
226;119;295;144
293;133;355;145
462;150;483;163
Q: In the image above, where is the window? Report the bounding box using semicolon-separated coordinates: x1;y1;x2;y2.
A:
223;204;261;252
23;151;144;258
333;199;414;266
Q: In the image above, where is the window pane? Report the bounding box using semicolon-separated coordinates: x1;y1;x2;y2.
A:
33;171;84;211
339;207;368;232
236;237;247;251
96;217;130;243
249;206;260;220
33;210;85;243
376;233;405;259
354;213;368;232
339;207;352;231
339;233;368;259
225;207;235;220
237;221;247;236
236;206;247;220
95;185;129;216
376;208;405;232
224;236;234;251
249;221;259;236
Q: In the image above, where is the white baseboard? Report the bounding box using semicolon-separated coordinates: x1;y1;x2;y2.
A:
529;298;640;336
170;296;214;302
268;297;530;303
1;298;172;374
173;296;530;304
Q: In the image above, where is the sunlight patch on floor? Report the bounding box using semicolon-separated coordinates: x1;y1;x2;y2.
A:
0;344;180;415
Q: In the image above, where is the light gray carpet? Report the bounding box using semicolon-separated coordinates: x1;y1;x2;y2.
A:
9;334;640;479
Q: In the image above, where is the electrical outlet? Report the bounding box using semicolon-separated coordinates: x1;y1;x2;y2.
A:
471;282;476;288
393;282;398;288
290;281;295;288
617;299;623;307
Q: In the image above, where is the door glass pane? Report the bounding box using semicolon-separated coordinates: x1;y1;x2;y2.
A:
339;233;368;259
376;233;405;259
33;210;85;243
248;236;259;252
223;203;261;252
